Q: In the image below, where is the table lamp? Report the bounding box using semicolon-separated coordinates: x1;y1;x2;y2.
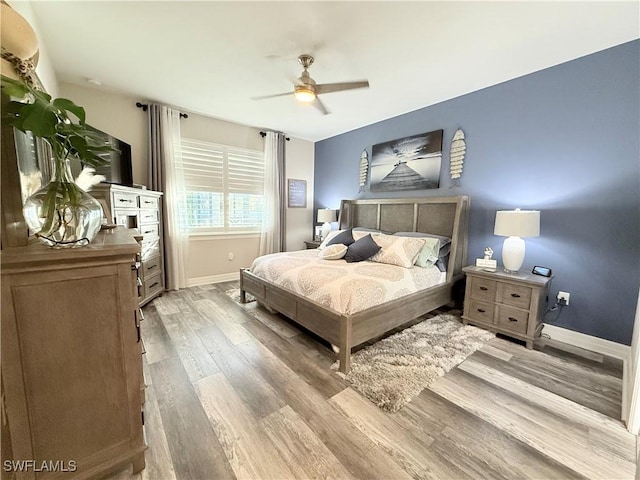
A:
494;209;540;273
317;209;337;240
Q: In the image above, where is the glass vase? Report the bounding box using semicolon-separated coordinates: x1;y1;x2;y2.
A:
23;159;103;248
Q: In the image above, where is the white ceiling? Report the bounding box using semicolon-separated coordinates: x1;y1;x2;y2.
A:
26;1;639;142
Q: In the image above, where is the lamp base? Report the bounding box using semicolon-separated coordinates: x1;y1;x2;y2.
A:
502;236;525;273
321;222;332;240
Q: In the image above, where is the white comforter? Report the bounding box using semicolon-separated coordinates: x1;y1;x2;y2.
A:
249;249;445;315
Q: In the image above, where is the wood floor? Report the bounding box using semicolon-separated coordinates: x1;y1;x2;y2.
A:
110;282;636;480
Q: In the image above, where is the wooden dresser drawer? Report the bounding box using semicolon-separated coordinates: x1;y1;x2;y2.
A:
142;256;162;280
469;276;496;302
466;299;495;324
144;272;163;298
140;223;159;239
113;191;138;208
498;283;532;309
496;306;529;334
139;209;159;224
139;195;158;209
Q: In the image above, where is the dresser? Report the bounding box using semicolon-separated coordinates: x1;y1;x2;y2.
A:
462;266;552;348
92;185;164;306
1;229;146;479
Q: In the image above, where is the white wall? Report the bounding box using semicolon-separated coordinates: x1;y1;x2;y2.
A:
59;83;148;184
285;138;315;251
57;83;315;284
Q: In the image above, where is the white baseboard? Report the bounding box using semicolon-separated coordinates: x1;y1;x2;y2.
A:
542;324;630;361
188;272;239;287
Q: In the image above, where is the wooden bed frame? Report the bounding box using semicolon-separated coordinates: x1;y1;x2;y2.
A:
240;195;470;373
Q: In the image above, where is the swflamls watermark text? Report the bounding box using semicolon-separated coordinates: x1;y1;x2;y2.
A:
3;460;77;473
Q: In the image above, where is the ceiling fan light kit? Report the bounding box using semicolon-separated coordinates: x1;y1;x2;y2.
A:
294;85;316;103
253;54;370;115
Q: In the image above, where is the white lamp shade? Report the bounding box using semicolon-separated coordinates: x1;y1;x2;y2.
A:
494;210;540;238
317;209;337;224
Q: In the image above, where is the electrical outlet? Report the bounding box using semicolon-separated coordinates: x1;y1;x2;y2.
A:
228;252;234;261
557;291;570;305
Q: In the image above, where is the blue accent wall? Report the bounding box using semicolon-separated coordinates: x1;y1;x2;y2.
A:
314;40;640;345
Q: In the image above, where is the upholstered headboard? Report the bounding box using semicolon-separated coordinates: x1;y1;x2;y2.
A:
338;196;470;281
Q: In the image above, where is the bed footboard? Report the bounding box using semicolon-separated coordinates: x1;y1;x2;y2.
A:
239;268;455;373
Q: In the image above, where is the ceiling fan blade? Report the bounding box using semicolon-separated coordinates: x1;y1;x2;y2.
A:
313;97;330;115
251;92;294;101
315;80;369;95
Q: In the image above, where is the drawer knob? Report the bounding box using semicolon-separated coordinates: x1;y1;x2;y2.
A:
508;317;518;322
510;293;521;298
479;286;488;291
477;308;486;313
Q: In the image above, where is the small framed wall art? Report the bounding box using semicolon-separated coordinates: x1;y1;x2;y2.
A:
287;179;307;208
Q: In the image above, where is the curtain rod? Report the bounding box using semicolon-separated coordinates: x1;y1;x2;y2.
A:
260;131;290;141
136;102;188;119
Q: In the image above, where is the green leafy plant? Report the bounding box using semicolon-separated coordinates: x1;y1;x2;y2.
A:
1;75;114;170
1;75;116;244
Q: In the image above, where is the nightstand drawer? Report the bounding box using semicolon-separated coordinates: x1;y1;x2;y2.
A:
469;276;497;302
498;283;532;309
496;306;529;334
467;299;495;324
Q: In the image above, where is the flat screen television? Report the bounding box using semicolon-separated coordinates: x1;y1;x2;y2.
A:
71;125;134;187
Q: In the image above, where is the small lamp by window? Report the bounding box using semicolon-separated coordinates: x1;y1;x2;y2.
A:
317;209;337;240
494;209;540;273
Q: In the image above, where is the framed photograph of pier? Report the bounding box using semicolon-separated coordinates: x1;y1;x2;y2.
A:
370;129;443;192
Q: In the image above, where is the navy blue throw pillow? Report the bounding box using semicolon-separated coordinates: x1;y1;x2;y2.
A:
344;234;381;263
327;228;355;247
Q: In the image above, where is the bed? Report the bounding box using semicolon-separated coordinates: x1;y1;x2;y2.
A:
240;195;470;373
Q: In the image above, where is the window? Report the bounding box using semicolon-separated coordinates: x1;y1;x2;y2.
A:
180;138;264;233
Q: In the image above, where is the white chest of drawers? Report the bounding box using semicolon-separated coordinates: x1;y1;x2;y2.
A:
93;185;164;306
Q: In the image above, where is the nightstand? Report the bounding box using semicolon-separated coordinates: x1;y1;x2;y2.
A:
462;265;552;348
304;240;321;249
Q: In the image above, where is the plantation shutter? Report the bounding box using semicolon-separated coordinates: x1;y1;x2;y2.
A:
180;138;264;232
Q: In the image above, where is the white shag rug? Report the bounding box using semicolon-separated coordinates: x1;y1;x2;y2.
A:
333;313;495;412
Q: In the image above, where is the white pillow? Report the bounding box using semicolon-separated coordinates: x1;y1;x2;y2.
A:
318;229;343;249
352;229;378;241
319;244;348;260
369;233;426;268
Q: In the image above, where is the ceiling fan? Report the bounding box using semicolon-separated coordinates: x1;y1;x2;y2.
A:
252;54;369;115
